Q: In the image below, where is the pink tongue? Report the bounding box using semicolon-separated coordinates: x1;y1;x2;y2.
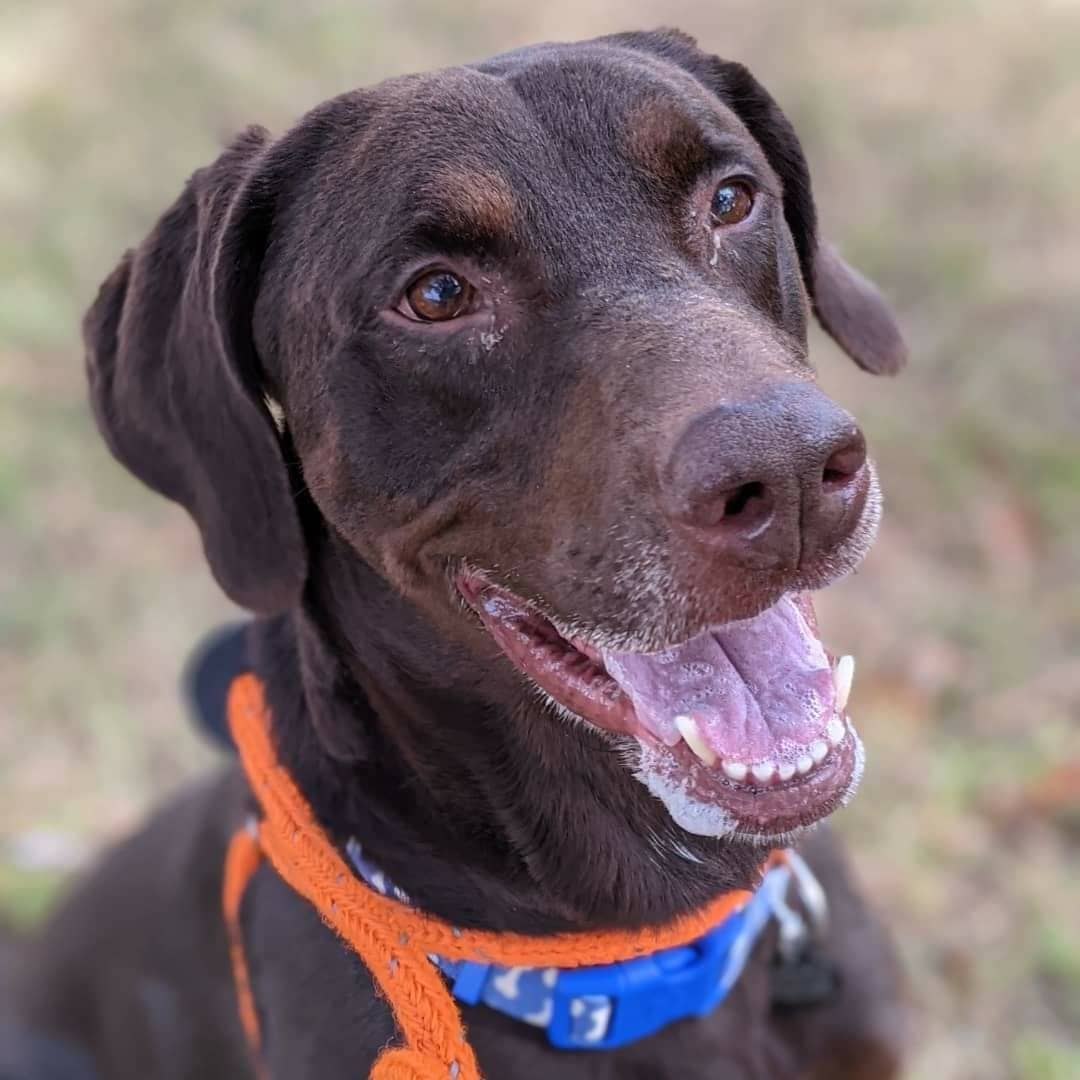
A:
600;595;835;764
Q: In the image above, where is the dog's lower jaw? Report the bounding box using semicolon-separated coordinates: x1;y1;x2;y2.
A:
539;686;858;852
633;728;865;845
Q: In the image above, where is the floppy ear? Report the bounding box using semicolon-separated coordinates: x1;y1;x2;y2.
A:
610;30;907;375
84;126;307;613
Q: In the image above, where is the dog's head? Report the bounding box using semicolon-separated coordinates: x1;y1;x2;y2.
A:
85;30;904;846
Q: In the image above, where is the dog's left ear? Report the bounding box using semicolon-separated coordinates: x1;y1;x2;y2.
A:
84;127;310;613
610;30;907;375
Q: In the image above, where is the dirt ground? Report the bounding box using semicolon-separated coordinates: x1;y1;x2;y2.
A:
2;2;1078;1077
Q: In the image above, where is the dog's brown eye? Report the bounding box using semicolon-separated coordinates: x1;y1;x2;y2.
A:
400;270;475;322
711;181;755;226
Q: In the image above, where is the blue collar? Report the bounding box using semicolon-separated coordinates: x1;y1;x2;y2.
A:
346;839;821;1051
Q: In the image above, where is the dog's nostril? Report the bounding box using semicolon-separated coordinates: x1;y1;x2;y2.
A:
821;438;867;489
672;477;774;536
721;481;766;520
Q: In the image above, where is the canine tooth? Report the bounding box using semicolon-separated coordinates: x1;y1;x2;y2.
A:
833;655;855;713
826;717;846;746
752;761;776;784
674;714;717;766
810;739;830;764
778;762;797;782
796;755;815;775
723;759;749;782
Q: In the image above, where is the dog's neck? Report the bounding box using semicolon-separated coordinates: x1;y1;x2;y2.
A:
249;534;766;934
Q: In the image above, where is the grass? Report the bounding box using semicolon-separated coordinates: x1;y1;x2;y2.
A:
1011;1034;1080;1080
2;2;1078;1076
0;863;67;931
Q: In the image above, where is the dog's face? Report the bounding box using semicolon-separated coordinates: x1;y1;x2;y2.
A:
86;32;904;845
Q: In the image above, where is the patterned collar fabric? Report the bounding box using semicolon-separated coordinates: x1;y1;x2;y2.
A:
346;838;803;1051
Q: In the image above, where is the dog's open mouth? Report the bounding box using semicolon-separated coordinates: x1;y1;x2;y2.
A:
458;575;862;840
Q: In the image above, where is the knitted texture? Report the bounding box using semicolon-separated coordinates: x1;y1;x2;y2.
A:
222;825;267;1079
372;1047;459;1080
224;673;758;1080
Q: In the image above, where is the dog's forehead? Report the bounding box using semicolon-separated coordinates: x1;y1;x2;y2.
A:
358;45;769;213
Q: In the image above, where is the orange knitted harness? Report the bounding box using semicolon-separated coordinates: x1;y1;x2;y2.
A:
222;673;762;1080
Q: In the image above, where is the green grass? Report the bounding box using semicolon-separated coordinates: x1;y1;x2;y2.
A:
1011;1034;1080;1080
0;864;67;931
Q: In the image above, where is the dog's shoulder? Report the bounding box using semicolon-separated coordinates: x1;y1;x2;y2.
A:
11;767;253;1080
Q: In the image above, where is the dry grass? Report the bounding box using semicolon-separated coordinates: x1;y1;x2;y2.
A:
2;2;1078;1076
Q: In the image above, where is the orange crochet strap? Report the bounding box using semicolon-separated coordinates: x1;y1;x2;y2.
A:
222;824;267;1080
225;672;759;1080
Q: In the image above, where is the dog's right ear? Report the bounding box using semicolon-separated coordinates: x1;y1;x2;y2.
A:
84;127;307;614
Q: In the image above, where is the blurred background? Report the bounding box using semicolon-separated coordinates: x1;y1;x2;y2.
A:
2;2;1078;1077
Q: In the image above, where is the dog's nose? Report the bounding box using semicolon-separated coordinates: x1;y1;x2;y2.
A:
661;383;868;569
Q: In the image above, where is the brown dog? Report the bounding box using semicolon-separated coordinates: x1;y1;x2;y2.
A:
4;29;908;1079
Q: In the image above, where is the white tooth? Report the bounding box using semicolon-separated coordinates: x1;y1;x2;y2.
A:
778;762;797;782
752;761;776;784
833;655;855;713
811;739;830;764
674;714;717;766
723;759;749;782
827;717;846;746
796;754;815;775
